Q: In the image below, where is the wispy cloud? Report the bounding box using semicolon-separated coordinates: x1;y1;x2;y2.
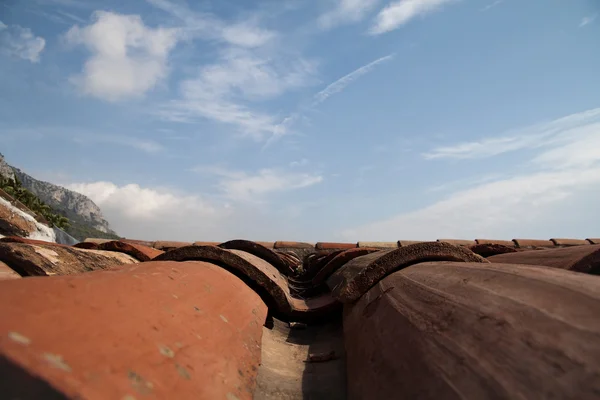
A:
481;0;503;12
318;0;380;29
193;165;323;202
148;0;316;141
264;53;394;148
64;11;179;101
160;48;316;140
343;107;600;240
72;134;164;154
579;14;597;28
146;0;276;48
423;108;600;159
369;0;458;35
0;21;46;63
313;54;394;105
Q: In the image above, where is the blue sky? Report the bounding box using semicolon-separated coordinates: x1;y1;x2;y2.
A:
0;0;599;241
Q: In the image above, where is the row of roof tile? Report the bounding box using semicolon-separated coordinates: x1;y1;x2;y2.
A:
84;237;600;251
2;236;600;398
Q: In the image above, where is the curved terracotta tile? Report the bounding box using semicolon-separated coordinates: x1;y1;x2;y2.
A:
327;242;487;303
475;239;515;247
73;242;99;250
302;250;344;280
469;243;518;258
83;238;112;245
254;241;275;249
312;248;381;286
155;246;294;316
397;240;425;247
512;239;554;248
0;242;138;277
273;241;314;249
274;251;302;273
550;238;590;246
586;238;600;244
315;242;356;250
98;240;164;262
288;292;341;320
153;241;193;251
343;261;600;399
488;244;600;274
219;239;294;276
120;238;155;247
0;260;267;399
192;241;220;246
437;239;475;246
0;236;68;247
0;260;20;280
357;242;398;249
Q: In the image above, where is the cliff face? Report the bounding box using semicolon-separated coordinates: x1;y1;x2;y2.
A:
12;168;114;234
0;154;118;241
0;155;15;182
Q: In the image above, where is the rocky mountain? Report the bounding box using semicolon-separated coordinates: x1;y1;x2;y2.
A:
0;154;119;241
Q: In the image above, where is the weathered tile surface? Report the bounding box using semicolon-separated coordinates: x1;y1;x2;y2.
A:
0;260;267;399
343;261;600;400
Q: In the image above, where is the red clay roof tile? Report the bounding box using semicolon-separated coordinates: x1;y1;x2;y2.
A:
512;239;555;248
0;260;20;280
586;238;600;244
120;238;155;247
468;243;518;258
487;244;600;274
0;236;69;247
192;241;220;246
153;241;193;250
83;238;112;245
475;239;515;247
312;248;381;286
0;260;267;399
315;242;356;250
274;241;314;249
343;261;600;399
327;242;487;303
437;239;475;246
73;242;99;250
550;238;590;246
357;241;398;248
98;240;164;262
254;241;275;249
397;240;425;247
218;239;294;276
0;242;138;276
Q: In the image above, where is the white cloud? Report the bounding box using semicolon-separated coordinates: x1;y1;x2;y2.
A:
290;158;309;167
65;181;231;240
424;107;600;159
579;14;597;28
64;179;325;241
343;108;600;240
480;0;503;12
370;0;457;35
65;11;179;101
193;165;323;201
66;181;217;219
341;167;600;240
313;54;394;105
0;21;46;63
319;0;380;29
160;48;316;140
146;0;276;48
72;134;164;153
